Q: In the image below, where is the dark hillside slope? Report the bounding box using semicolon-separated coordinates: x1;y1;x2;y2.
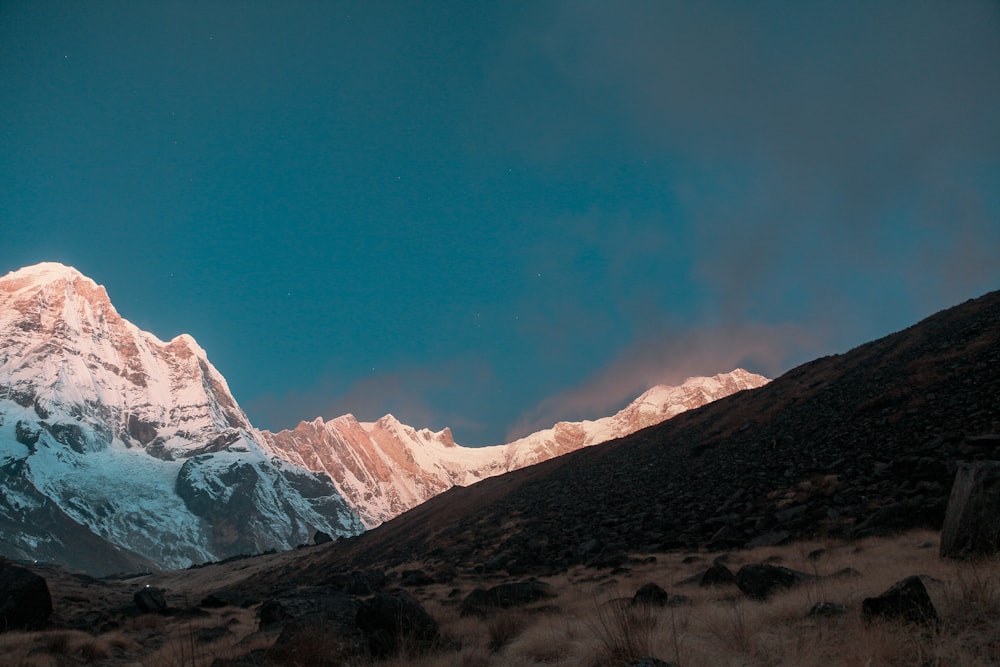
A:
302;290;1000;580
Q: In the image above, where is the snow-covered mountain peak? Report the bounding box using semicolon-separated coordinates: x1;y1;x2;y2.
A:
1;261;91;287
0;262;363;572
1;261;117;324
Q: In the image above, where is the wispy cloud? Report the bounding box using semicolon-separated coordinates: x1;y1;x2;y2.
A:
506;320;825;441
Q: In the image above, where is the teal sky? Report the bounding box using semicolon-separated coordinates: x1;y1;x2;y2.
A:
3;1;999;445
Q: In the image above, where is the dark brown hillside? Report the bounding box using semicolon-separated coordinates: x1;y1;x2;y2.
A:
280;290;1000;586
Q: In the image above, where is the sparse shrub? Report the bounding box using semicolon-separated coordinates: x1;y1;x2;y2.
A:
75;637;110;662
40;631;70;655
266;621;355;666
486;611;528;653
589;597;657;665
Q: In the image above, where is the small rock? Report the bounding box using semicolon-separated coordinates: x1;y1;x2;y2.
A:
460;579;556;617
399;569;436;587
699;563;735;587
746;530;791;548
735;564;814;600
862;575;938;625
631;582;669;607
808;602;847;617
827;567;862;579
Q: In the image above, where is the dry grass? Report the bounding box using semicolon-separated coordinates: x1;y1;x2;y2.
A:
11;528;1000;666
0;628;135;666
387;529;1000;667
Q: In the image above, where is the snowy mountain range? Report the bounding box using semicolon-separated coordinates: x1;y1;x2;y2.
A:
261;368;769;527
0;263;768;573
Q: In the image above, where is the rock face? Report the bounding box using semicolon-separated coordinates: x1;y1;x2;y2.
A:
0;263;363;574
940;461;1000;559
262;369;769;527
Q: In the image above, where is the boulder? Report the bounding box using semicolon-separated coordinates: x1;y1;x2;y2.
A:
631;582;669;607
134;586;168;614
326;569;387;596
699;563;736;587
313;530;332;545
862;575;938;625
399;569;436;587
460;579;556;617
0;562;52;630
355;590;440;658
200;589;245;609
940;462;1000;559
735;564;813;600
257;586;360;632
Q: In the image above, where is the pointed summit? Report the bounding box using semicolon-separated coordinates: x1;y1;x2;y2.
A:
0;262;114;317
2;261;88;283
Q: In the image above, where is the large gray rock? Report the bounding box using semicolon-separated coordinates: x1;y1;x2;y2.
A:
940;461;1000;559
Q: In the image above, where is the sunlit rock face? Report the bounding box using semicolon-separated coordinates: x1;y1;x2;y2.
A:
0;263;362;575
263;369;770;528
